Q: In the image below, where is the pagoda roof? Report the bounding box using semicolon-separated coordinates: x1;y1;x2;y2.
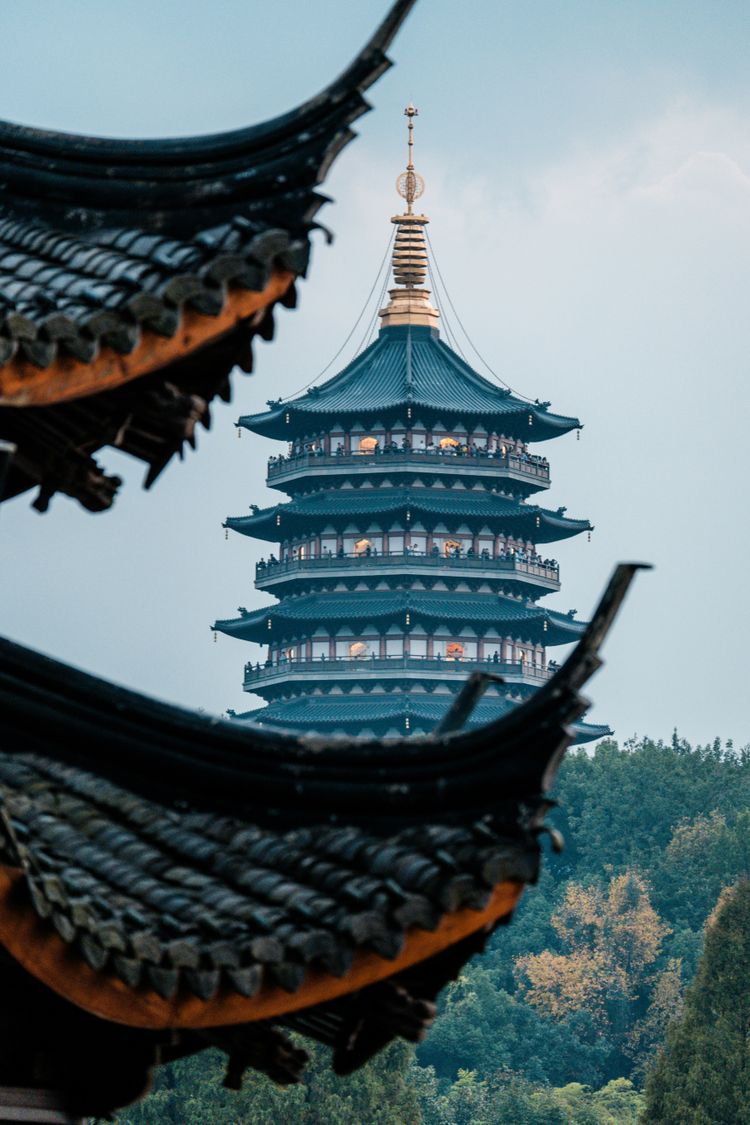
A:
213;590;587;647
225;486;591;544
236;695;610;745
0;0;415;511
240;324;580;442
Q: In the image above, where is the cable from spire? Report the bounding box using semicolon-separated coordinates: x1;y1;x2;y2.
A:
275;226;395;402
424;228;539;405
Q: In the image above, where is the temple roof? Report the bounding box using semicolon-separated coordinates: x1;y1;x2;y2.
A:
239;324;581;441
225;485;591;544
213;589;587;646
0;0;415;510
0;749;535;1006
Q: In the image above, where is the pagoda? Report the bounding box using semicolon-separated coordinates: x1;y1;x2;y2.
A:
214;107;606;741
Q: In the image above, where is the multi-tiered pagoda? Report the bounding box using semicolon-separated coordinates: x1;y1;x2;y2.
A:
214;108;605;741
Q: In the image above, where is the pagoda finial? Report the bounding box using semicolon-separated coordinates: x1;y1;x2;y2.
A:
379;106;439;330
397;104;425;216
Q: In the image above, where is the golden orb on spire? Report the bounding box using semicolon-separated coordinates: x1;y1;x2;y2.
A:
396;169;425;207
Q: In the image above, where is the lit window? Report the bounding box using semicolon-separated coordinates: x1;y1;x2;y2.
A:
439;436;460;449
354;538;373;556
349;641;370;659
446;641;465;660
444;538;462;558
359;436;379;453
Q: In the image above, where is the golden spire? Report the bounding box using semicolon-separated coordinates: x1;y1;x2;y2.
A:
379;105;439;330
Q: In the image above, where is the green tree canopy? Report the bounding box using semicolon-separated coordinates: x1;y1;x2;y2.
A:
642;880;750;1124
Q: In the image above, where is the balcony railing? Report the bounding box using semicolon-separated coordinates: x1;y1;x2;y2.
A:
267;447;550;484
243;654;554;689
255;551;559;584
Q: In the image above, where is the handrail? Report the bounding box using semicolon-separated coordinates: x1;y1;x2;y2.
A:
255;552;559;580
267;448;550;480
243;654;554;684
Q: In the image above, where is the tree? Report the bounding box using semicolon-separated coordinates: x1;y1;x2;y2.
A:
416;962;609;1087
627;957;684;1082
116;1039;420;1125
642;880;750;1124
517;873;668;1022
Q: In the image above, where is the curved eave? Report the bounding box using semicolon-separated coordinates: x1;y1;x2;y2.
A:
225;501;591;545
239;402;580;443
213;598;587;647
573;721;612;744
0;0;416;232
539;512;592;541
0;266;296;407
238;698;609;746
0;866;524;1030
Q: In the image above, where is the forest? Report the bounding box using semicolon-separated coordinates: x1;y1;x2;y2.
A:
115;734;750;1124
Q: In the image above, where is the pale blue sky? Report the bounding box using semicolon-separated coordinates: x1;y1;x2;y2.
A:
2;0;750;746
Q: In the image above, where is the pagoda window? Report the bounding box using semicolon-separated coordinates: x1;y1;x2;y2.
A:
389;534;405;555
311;640;329;659
410;637;427;657
411;430;426;450
354;538;374;557
357;435;380;454
409;534;426;554
349;641;372;659
446;641;465;661
443;538;463;558
385;637;404;657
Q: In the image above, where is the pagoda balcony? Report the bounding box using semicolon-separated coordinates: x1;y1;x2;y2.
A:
266;447;550;490
243;654;553;692
255;551;560;592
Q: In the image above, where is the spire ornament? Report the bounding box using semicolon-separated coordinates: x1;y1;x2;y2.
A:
379;106;440;330
396;104;425;214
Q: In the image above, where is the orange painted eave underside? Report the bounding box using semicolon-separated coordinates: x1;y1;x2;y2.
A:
0;268;296;408
0;868;525;1030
